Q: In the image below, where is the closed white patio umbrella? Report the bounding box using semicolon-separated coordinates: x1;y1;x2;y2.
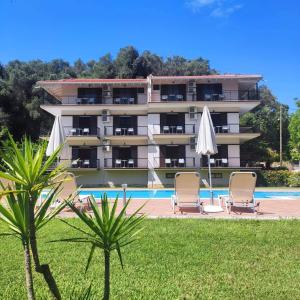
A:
46;115;65;156
196;106;223;212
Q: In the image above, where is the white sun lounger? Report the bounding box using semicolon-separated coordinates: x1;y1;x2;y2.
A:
171;172;203;213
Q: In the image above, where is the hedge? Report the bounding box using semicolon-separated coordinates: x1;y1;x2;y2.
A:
257;170;300;187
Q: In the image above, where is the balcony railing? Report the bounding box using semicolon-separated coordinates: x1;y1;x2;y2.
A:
214;125;256;134
160;94;185;101
46;96;140;105
59;159;100;169
104;158;148;168
154;157;198;168
150;89;259;102
196;90;259;101
64;126;100;137
60;97;103;105
149;124;195;135
201;157;229;167
113;97;136;104
104;126;148;136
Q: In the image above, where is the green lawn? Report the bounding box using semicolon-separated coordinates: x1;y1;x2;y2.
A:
0;219;299;299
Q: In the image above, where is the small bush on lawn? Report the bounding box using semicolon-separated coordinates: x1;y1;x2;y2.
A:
288;172;300;187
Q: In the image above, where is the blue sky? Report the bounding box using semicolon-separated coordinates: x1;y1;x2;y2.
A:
0;0;299;110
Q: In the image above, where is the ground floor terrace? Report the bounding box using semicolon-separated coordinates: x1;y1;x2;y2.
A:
60;188;300;220
69;168;262;187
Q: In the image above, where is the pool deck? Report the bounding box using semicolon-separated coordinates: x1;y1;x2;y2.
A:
60;198;300;220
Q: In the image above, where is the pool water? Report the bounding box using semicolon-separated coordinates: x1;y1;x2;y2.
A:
78;189;300;200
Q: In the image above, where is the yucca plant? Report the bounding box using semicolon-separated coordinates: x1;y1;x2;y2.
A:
58;194;145;300
0;183;64;299
0;134;70;300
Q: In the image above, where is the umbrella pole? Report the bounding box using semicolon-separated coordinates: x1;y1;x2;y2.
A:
208;154;213;205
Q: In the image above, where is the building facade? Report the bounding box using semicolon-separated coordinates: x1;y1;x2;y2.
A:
38;74;261;187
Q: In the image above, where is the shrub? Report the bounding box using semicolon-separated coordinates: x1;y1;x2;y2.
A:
257;170;290;187
288;172;300;187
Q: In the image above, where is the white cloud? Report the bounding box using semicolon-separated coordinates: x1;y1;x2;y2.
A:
186;0;243;17
187;0;219;11
211;4;243;17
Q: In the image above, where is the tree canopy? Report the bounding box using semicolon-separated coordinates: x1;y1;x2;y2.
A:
288;99;300;161
240;85;290;165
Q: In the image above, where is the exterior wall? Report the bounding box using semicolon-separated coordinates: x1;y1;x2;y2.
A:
185;145;201;168
137;93;147;104
137;115;148;135
227;113;239;133
148;113;160;136
228;145;240;167
137;146;148;168
74;170;148;187
148;144;160;169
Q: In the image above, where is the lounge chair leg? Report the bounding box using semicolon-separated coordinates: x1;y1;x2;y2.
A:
228;204;232;214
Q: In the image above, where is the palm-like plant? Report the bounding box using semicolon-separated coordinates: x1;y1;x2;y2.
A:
0;184;64;299
0;134;69;300
58;194;145;300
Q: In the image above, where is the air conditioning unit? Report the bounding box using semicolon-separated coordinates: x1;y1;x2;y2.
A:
102;109;110;122
190;136;196;151
189;106;197;120
103;139;111;152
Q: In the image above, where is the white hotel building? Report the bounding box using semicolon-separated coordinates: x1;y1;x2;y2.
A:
38;74;261;187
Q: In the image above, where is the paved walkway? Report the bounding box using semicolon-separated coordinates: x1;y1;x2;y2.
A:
60;198;300;220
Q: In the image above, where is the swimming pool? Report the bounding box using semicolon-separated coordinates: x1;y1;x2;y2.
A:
78;189;300;200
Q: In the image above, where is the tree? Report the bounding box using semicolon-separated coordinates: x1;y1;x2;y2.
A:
161;56;215;76
74;59;87;77
0;135;70;299
240;85;289;166
114;46;139;78
289;99;300;162
134;51;163;77
93;54;116;78
57;194;144;300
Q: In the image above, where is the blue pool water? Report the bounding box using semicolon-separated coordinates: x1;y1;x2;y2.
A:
78;189;300;200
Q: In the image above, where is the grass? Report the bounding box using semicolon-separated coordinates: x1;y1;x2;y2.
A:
0;219;299;299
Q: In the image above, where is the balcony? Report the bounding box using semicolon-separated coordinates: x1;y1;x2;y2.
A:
159;124;195;134
104;158;148;169
63;126;101;145
160;94;185;101
150;89;259;103
59;97;103;105
113;97;136;104
201;157;229;168
104;126;148;136
154;157;197;169
196;90;259;101
64;126;100;137
59;159;100;170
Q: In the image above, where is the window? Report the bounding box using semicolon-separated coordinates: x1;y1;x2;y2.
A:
153;85;160;90
78;88;102;98
137;87;145;93
211;173;223;179
166;173;176;179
